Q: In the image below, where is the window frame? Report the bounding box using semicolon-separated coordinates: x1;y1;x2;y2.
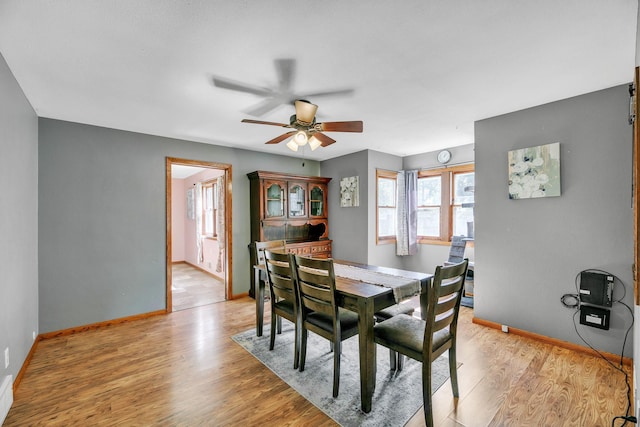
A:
376;169;398;244
417;164;474;245
201;179;218;239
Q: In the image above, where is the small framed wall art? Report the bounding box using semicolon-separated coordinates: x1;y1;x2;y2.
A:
340;176;359;207
508;142;561;199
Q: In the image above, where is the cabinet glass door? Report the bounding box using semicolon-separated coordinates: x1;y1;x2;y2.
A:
289;184;306;217
265;182;284;217
310;185;325;217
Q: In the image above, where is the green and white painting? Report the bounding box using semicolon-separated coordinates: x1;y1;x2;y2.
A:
508;142;560;199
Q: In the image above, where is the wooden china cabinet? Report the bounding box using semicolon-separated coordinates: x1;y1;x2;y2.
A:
247;171;332;295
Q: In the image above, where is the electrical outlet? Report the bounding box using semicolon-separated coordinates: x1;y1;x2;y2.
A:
4;348;8;369
501;324;509;333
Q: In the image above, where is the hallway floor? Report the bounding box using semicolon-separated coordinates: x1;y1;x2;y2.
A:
172;262;225;311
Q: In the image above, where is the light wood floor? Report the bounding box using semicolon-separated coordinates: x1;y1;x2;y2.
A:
172;262;226;311
4;297;632;426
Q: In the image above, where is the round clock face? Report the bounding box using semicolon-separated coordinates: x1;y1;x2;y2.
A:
437;150;451;164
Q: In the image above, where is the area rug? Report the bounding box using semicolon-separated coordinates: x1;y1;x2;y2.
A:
232;324;454;427
461;295;474;308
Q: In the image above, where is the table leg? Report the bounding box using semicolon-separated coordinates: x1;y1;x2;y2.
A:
255;267;265;337
357;298;376;413
419;277;432;320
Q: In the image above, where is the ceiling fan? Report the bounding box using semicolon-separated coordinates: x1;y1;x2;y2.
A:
241;100;363;152
212;58;354;117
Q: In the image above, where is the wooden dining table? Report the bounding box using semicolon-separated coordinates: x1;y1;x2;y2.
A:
253;259;433;413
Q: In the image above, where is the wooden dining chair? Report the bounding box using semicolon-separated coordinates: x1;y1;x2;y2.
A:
291;255;359;398
254;239;286;304
374;302;416;370
254;240;286;269
373;259;469;427
263;249;300;369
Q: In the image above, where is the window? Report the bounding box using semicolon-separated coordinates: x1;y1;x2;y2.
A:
376;169;397;243
417;164;474;243
202;180;218;238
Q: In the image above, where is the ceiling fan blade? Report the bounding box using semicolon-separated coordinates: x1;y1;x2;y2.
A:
318;121;363;133
212;76;274;97
244;98;286;117
312;132;336;147
241;119;290;127
297;88;355;98
274;58;295;91
265;131;297;145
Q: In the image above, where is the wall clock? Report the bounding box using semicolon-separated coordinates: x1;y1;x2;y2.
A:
437;150;451;164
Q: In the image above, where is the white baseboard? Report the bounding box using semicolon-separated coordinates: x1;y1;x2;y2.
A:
0;375;13;424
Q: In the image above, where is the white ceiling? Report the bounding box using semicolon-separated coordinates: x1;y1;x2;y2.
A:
0;1;637;161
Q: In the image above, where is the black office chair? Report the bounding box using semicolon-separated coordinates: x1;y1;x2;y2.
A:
445;235;467;265
374;259;468;427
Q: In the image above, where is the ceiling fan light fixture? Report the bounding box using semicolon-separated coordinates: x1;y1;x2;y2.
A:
286;139;299;152
308;136;322;151
294;100;318;124
294;130;308;146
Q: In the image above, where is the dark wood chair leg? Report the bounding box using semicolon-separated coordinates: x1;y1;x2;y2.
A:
449;345;459;397
299;328;308;372
423;359;434;427
333;339;341;397
269;312;277;350
292;319;300;370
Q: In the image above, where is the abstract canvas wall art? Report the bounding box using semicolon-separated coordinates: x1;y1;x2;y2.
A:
340;176;359;207
508;142;561;199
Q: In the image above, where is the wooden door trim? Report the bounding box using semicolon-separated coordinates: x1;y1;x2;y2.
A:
634;67;639;305
165;157;233;312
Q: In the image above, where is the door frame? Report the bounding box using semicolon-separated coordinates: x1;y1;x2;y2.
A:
165;157;233;311
634;68;639;306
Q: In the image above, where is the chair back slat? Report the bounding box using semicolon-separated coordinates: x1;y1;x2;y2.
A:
434;294;457;317
264;249;296;304
292;256;338;318
433;312;455;332
255;240;286;267
423;259;468;356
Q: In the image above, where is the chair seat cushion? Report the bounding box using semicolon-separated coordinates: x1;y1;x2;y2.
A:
374;313;450;354
306;308;359;336
374;304;415;321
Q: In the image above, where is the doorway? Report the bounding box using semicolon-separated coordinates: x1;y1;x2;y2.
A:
166;157;232;312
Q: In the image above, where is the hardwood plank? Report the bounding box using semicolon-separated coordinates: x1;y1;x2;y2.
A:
4;298;632;426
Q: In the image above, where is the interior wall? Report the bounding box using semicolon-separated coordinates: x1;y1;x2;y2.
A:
475;84;634;356
366;150;404;268
171;178;186;262
0;52;38;386
321;150;369;263
38;118;320;333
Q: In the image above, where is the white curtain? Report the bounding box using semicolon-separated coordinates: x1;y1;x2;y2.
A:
396;170;418;256
215;176;225;273
195;182;204;264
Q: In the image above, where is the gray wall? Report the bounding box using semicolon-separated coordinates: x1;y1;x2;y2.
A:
366;150;404;268
321;150;369;263
0;53;38;383
475;84;634;356
38;118;320;333
322;146;477;273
